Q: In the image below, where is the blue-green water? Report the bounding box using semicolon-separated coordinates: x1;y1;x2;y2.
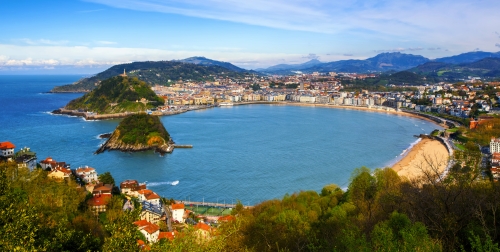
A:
0;75;441;205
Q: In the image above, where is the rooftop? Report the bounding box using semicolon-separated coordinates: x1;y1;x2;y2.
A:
0;141;15;150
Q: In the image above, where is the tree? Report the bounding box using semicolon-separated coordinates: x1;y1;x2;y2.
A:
98;171;115;185
371;212;441;251
250;83;260;91
102;210;142;252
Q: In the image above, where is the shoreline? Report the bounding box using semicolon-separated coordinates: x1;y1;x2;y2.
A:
391;138;449;180
54;102;453;180
275;102;447;128
52;101;450;130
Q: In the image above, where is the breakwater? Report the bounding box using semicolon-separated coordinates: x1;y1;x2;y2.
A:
52;105;214;120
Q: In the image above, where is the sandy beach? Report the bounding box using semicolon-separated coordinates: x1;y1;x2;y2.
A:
274;102;452;180
392;138;449;180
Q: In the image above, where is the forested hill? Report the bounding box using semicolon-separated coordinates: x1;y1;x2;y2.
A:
64;76;164;114
50;61;253;92
176;56;247;72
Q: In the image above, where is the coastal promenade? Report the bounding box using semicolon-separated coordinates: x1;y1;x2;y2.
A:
54;101;456;130
177;200;252;209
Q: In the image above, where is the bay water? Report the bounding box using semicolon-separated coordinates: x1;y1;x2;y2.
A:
0;75;441;205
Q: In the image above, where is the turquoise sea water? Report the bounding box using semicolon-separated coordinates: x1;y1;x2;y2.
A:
0;75;441;205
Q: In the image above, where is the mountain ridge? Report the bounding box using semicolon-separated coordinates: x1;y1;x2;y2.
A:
258;51;500;74
50;60;253;93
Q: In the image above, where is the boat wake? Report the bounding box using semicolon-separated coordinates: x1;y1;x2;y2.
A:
148;181;179;187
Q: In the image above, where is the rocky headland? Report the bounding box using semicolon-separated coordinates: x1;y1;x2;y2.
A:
95;114;174;155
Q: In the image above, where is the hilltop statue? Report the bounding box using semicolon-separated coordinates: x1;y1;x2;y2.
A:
119;69;127;77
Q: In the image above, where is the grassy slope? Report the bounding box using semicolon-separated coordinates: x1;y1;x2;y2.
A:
116;114;170;145
65;76;164;114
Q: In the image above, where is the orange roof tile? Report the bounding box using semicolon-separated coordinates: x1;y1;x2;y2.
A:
134;219;149;227
0;141;15;150
87;194;111;206
120;180;139;188
194;222;211;232
137;240;150;251
218;215;235;222
142;223;160;234
76;167;95;173
134;220;160;234
159;231;177;241
171;203;184;210
145;192;160;200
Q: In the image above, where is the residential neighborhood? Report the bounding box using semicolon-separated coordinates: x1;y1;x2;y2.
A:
145;72;500;123
0;140;239;248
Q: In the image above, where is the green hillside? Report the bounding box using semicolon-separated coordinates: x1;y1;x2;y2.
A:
116;114;170;145
65;76;164;114
50;61;252;92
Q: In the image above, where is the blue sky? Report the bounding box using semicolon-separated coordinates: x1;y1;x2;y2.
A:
1;0;500;73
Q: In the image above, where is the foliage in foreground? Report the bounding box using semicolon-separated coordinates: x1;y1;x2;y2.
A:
2;147;500;251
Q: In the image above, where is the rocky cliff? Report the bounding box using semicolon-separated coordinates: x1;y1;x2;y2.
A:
95;129;174;155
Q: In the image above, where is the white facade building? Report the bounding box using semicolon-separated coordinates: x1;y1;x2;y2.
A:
491;137;500;154
170;203;185;223
76;166;98;184
0;141;15;158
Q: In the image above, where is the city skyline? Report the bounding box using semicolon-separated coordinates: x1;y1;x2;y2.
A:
1;0;500;74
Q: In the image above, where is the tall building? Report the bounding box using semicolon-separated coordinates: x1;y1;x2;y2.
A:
490;137;500;154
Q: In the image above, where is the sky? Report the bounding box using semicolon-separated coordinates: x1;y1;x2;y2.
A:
1;0;500;74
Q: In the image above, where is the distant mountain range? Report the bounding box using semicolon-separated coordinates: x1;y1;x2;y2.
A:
258;51;500;75
409;57;500;81
347;57;500;86
434;51;500;64
50;51;500;92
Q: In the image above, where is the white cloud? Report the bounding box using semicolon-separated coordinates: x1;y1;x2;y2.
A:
83;0;500;49
15;38;69;46
373;48;406;53
0;44;311;69
302;53;319;60
407;47;424;51
96;40;118;45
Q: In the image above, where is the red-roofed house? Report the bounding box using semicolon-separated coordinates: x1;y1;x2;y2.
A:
48;166;72;180
92;183;113;195
134;220;160;243
492;153;500;163
0;141;15;158
120;179;146;194
194;222;213;242
218;215;235;222
87;194;112;214
40;157;69;171
136;189;161;206
137;240;151;251
158;231;177;241
170;203;185;223
76;166;98;184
